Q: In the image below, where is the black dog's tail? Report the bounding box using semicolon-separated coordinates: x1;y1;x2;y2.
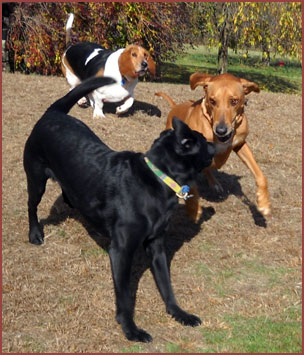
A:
46;77;116;114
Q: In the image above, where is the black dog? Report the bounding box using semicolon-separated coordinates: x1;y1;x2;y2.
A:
23;76;215;342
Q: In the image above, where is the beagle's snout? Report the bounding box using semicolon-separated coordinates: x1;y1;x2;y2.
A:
141;60;148;69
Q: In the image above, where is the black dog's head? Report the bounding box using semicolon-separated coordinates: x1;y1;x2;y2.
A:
148;117;215;185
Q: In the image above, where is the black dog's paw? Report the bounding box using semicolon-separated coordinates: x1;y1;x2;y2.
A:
125;327;153;343
168;305;201;327
117;315;153;342
29;225;44;245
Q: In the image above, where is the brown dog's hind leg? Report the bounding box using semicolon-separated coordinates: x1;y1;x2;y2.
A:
234;142;271;216
204;169;224;194
184;185;202;223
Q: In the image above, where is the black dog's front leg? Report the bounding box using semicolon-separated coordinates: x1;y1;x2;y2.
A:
109;241;152;343
145;237;201;327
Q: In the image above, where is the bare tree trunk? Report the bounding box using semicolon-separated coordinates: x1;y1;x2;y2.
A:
217;3;229;74
261;40;271;66
217;42;228;74
217;20;228;74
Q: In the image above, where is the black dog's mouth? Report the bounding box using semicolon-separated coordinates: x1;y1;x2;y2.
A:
215;131;233;143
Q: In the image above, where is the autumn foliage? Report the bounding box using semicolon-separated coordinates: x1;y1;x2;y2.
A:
6;2;302;76
6;2;194;76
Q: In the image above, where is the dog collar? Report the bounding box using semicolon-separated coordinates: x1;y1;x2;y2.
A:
144;157;193;200
121;76;127;85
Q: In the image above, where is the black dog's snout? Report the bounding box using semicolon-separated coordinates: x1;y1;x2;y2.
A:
215;123;228;136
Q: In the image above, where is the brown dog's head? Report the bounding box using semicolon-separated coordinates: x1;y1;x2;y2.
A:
190;72;259;143
118;45;156;80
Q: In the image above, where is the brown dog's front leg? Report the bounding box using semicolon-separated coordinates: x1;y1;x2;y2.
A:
184;185;202;223
234;142;271;216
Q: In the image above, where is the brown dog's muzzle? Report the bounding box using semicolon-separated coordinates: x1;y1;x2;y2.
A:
214;122;233;142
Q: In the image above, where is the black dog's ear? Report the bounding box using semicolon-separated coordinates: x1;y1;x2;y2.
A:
172;117;192;137
172;117;199;155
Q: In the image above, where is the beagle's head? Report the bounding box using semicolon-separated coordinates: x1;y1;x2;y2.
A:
118;45;156;80
190;72;259;143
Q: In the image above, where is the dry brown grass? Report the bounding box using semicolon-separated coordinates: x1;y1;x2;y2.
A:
2;72;302;352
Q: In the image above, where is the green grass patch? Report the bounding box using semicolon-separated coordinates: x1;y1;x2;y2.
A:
22;335;47;353
80;246;108;258
161;45;302;94
200;311;302;353
165;342;185;353
121;344;144;353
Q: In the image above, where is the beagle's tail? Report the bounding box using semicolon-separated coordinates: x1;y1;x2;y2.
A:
155;92;176;107
46;77;116;114
65;13;75;48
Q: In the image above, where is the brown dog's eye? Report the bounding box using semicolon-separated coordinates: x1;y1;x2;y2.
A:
230;98;239;106
209;98;216;106
132;52;137;58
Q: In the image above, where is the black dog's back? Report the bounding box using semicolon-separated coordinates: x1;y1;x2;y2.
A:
24;77;145;232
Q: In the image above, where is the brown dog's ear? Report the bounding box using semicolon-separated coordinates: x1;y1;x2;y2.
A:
146;52;156;77
190;73;213;91
239;78;260;95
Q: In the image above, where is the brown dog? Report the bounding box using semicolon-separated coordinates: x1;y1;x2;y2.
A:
156;72;270;222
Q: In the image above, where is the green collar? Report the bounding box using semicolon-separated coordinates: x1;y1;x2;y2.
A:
144;157;193;200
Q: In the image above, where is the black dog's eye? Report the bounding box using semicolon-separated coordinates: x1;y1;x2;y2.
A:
209;98;216;106
230;98;239;106
132;52;137;58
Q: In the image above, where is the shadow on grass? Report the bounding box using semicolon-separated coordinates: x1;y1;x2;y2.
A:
197;170;267;228
102;99;162;118
160;62;300;94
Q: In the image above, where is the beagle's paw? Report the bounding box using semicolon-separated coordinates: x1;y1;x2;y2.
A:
116;105;129;115
77;96;90;108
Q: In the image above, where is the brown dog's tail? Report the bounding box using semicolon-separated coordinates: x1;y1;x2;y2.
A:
65;13;74;48
155;92;176;108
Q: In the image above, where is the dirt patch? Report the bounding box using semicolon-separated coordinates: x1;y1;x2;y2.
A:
2;72;302;352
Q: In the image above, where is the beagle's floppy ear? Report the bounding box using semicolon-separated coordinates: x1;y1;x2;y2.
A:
190;72;213;91
146;50;156;77
239;78;260;95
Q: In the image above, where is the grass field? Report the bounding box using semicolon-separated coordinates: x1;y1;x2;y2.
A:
161;45;302;94
2;44;302;353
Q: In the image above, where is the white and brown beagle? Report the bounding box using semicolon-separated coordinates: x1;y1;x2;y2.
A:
61;13;156;118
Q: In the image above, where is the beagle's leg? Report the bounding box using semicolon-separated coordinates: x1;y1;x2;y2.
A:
234;142;271;216
64;67;88;107
184;185;202;223
93;105;106;119
116;96;134;115
89;91;106;118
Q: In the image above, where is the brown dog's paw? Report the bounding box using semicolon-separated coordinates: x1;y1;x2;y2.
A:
257;204;271;217
257;190;271;216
